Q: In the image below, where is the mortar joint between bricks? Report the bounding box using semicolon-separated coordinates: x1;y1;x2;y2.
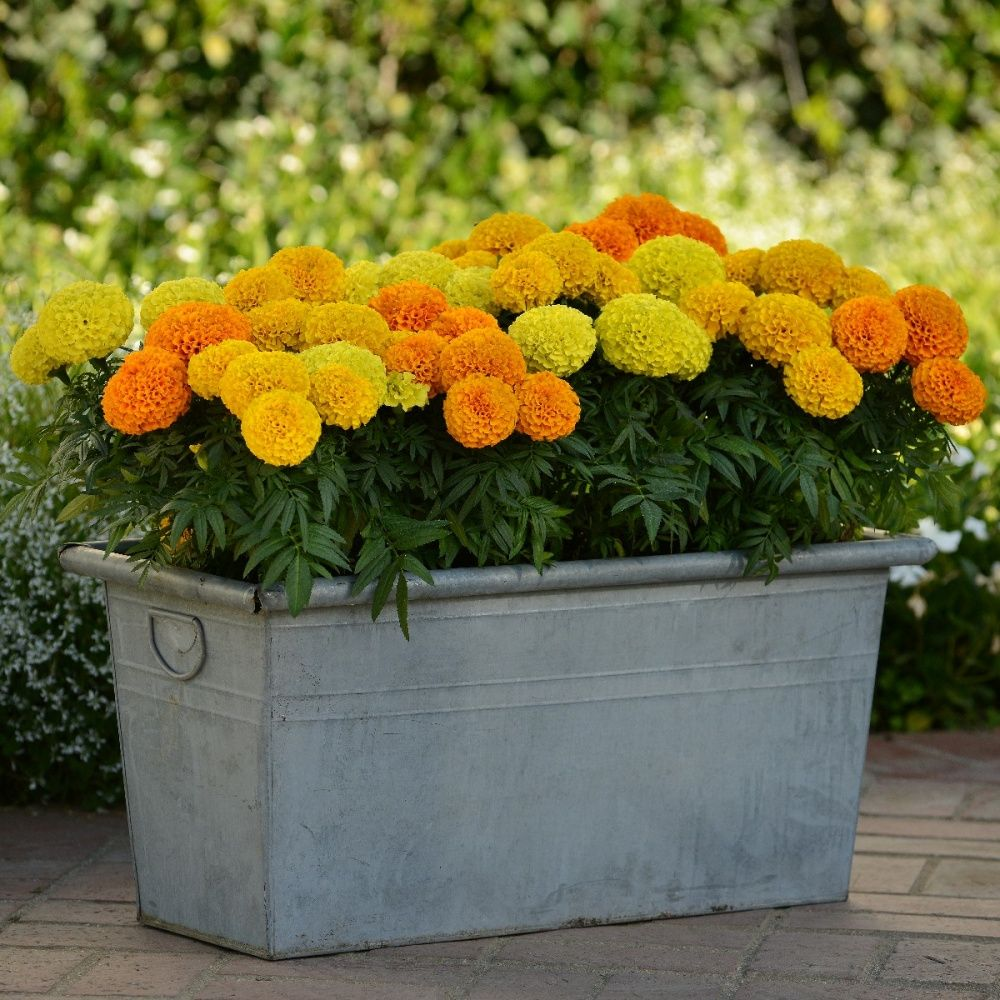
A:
44;947;112;994
910;855;944;894
450;935;507;999
176;949;236;1000
861;934;900;983
719;909;781;1000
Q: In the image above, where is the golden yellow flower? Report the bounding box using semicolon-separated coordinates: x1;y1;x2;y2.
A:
678;281;756;341
831;266;892;309
584;257;643;308
308;363;381;428
490;251;563;313
723;248;764;290
240;389;321;466
247;299;312;352
8;326;59;385
140;277;225;329
187;340;258;399
467;212;551;256
452;250;498;269
224;266;297;312
35;281;134;364
431;238;469;259
738;293;832;366
783;346;863;419
297;341;388;403
519;232;601;299
270;245;345;302
299;302;392;353
757;240;845;307
219;350;311;418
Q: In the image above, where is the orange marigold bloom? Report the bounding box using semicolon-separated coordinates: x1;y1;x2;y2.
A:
830;296;908;373
600;193;680;243
911;358;987;426
466;212;551;256
679;281;756;341
382;331;448;395
672;210;728;255
269;246;345;302
565;218;639;262
452;250;498;269
894;285;969;364
724;248;764;290
368;280;449;331
223;265;297;312
101;347;192;435
431;238;469;259
439;329;528;391
145;302;252;361
428;307;501;341
514;372;580;442
831;266;892;309
443;375;519;448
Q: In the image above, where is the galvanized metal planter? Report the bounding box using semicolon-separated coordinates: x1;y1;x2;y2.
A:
61;535;935;959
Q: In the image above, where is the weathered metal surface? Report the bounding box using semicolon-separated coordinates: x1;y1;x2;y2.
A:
60;537;936;958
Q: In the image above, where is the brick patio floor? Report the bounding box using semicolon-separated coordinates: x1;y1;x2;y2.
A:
2;730;999;999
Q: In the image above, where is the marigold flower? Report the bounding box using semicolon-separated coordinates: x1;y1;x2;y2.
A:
368;280;449;331
724;248;764;290
514;372;581;441
240;389;321;466
342;261;382;305
247;298;311;352
35;281;134;364
584;257;642;308
672;210;728;256
507;305;596;376
382;332;448;394
679;281;756;341
8;326;59;385
466;212;551;256
187;340;258;399
444;267;499;314
308;363;381;429
145;301;253;361
894;284;969;364
757;240;845;307
385;371;431;411
431;238;468;259
140;277;224;329
520;232;601;299
269;246;345;303
299;302;392;353
452;250;498;269
490;251;563;313
378;250;456;291
911;358;987;426
443;375;519;448
600;193;680;243
219;350;311;418
565;218;639;262
627;235;725;304
831;266;892;309
298;341;388;402
440;329;528;391
595;293;713;379
739;293;832;366
223;265;297;312
428;307;501;341
101;347;192;434
830;296;908;373
783;346;863;419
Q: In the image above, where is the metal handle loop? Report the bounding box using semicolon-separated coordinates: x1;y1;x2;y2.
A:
148;609;206;681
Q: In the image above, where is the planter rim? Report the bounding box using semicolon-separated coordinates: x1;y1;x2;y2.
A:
59;533;937;615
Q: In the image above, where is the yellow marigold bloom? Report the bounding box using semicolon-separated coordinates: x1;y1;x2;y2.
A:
308;363;381;429
298;341;388;403
514;372;581;441
431;238;468;259
145;302;252;361
584;257;642;308
452;250;498;269
894;284;969;364
8;326;59;385
831;266;892;309
439;329;528;391
219;350;311;418
368;280;449;331
270;246;345;303
467;212;551;256
444;267;499;314
385;371;431;411
101;347;192;434
490;251;563;313
724;248;764;290
299;302;392;353
443;375;519;448
429;307;501;341
241;389;321;467
224;265;297;312
187;340;258;399
911;358;987;426
672;210;728;256
595;293;713;380
739;293;832;366
140;277;225;329
520;231;601;300
757;240;845;307
342;261;382;305
600;193;680;244
378;250;456;292
507;305;596;376
247;298;312;352
627;235;725;304
830;296;908;373
35;281;134;365
679;281;756;341
382;332;448;395
565;217;639;262
783;346;863;419
376;330;412;358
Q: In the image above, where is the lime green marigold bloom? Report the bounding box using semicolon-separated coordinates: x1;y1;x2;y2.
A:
378;251;456;292
627;235;725;304
342;261;382;305
36;281;134;364
8;325;59;385
299;342;388;403
595;293;713;379
444;266;500;315
140;277;225;329
385;371;431;411
508;305;596;377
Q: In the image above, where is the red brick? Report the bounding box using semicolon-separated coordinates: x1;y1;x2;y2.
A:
749;930;880;978
0;945;91;992
48;863;136;902
600;970;723;998
850;892;1000;919
882;938;1000;984
921;859;1000;899
849;854;926;893
20;900;138;925
466;966;601;999
63;952;218;996
0;919;219;953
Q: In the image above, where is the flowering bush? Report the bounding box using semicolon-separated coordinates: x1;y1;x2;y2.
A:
4;194;987;634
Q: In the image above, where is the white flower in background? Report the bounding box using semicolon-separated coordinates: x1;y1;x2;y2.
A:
889;564;931;587
974;562;1000;596
963;516;989;541
950;444;974;466
917;517;961;554
906;592;928;619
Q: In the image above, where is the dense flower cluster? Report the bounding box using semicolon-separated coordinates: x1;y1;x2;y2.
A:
678;281;755;341
369;281;449;331
831;266;892;309
600;193;679;243
300;302;392;353
508;306;596;376
299;342;388;403
519;232;600;299
444;267;498;314
895;285;969;363
188;340;258;399
587;257;642;307
783;347;863;419
724;248;764;290
308;364;381;428
627;235;725;303
428;307;501;341
738;293;832;366
757;240;845;307
101;347;191;434
223;265;296;311
145;302;252;361
219;350;311;418
515;372;581;441
248;299;311;352
443;375;519;447
383;332;448;395
36;281;134;365
8;327;58;385
466;212;551;256
830;296;908;373
241;390;321;466
565;218;639;262
490;252;563;313
379;251;456;291
270;246;345;302
910;358;987;426
140;277;225;329
440;330;527;391
342;261;382;305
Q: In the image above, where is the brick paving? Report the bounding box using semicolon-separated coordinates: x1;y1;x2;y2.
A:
1;730;998;999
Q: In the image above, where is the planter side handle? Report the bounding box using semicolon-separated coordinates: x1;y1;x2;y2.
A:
148;609;206;681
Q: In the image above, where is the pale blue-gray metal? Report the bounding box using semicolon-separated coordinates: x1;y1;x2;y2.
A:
61;536;936;958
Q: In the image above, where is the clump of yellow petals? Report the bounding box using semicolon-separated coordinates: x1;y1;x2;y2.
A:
342;261;382;305
467;212;551;256
490;251;563;313
831;266;892;309
723;248;764;290
298;341;388;404
219;350;311;418
140;277;224;329
431;239;468;259
224;266;297;312
444;267;499;315
308;363;381;429
36;281;134;364
240;389;321;466
248;299;312;352
519;231;601;299
758;240;845;307
299;302;392;354
627;235;725;304
584;257;642;308
738;293;832;366
8;326;59;385
452;250;498;269
270;246;345;303
679;281;756;341
187;340;258;399
507;305;596;376
378;251;456;291
384;371;431;411
783;346;863;419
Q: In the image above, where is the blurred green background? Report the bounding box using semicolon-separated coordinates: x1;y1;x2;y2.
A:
1;0;998;803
